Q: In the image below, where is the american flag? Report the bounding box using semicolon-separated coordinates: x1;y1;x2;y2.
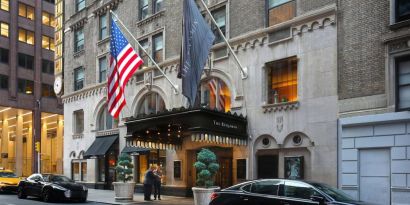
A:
108;18;143;118
209;78;225;111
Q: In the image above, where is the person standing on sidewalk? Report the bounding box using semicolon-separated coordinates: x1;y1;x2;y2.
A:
153;166;163;200
143;165;156;201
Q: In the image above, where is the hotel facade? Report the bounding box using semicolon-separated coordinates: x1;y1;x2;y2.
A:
62;0;338;195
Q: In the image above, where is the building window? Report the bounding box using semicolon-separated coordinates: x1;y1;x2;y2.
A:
98;157;105;182
18;3;35;20
139;39;149;67
153;0;163;14
74;67;84;91
18;53;34;70
152;33;163;63
211;6;226;44
42;59;54;75
267;56;298;104
76;0;85;12
44;0;55;4
396;0;410;22
199;78;231;112
0;0;9;11
71;160;87;181
99;13;108;40
42;35;55;51
137;92;166;115
18;28;35;45
0;48;8;64
396;56;410;110
0;74;8;89
237;159;246;180
0;22;8;37
139;0;149;20
73;110;84;134
74;28;84;52
42;84;56;98
266;0;295;27
98;107;118;130
17;79;34;95
42;11;55;27
99;56;107;83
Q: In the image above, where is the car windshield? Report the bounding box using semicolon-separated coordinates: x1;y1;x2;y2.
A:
0;172;17;178
50;175;72;182
311;183;356;203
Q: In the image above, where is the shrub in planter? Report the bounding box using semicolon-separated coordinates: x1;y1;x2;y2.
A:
113;153;135;202
192;148;220;205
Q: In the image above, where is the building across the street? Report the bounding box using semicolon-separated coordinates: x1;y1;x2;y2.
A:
61;0;338;196
0;0;63;177
337;0;410;204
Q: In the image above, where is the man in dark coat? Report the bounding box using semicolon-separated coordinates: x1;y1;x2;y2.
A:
143;165;156;201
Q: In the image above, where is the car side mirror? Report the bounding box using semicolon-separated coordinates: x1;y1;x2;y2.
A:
311;195;325;204
34;178;40;183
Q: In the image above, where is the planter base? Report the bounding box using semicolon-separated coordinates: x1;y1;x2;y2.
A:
113;182;135;202
192;187;220;205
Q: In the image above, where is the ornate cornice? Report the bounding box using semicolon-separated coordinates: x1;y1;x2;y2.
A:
69;17;88;30
62;83;107;104
137;10;165;27
262;101;300;113
93;0;123;16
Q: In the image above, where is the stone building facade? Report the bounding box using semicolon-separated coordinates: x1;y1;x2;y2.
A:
337;0;410;204
62;0;338;195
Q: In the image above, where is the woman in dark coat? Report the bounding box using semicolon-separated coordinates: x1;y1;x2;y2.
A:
143;165;156;201
153;167;163;200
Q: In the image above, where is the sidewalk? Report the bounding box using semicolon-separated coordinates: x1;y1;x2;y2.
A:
87;189;194;205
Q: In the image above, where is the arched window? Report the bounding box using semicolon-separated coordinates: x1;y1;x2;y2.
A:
137;92;166;115
199;78;231;112
97;106;118;130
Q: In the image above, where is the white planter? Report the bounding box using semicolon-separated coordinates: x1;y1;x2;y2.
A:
113;182;135;202
192;187;220;205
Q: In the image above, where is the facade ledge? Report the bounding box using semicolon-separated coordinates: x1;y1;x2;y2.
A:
72;133;84;139
137;10;165;27
73;50;85;58
62;83;106;103
391;187;410;192
97;37;110;46
95;129;119;137
69;17;88;31
262;101;299;113
389;19;410;30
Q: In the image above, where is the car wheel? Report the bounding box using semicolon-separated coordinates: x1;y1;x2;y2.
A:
43;189;53;202
79;197;87;203
17;186;27;199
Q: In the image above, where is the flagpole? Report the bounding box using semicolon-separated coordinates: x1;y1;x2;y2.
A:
110;10;179;94
198;0;248;79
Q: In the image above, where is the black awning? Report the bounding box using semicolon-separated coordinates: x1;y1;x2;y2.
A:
121;146;150;154
84;135;118;158
124;107;247;149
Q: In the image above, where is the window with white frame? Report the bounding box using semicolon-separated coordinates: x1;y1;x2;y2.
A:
211;6;226;44
396;55;410;111
74;67;84;91
139;39;149;67
153;0;163;14
74;28;84;52
152;33;163;63
76;0;85;12
139;0;149;20
99;13;108;40
99;56;107;83
73;109;84;134
97;106;118;130
137;92;166;115
72;160;87;181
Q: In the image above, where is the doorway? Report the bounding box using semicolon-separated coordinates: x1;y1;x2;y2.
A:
359;149;390;205
257;155;278;179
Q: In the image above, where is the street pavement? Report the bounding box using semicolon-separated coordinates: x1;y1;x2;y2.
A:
0;189;194;205
0;193;104;205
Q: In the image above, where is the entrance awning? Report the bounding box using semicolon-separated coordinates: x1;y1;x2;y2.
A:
84;135;118;158
121;146;150;154
124;107;248;150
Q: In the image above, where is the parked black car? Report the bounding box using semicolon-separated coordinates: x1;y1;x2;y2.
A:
17;173;87;202
209;179;373;205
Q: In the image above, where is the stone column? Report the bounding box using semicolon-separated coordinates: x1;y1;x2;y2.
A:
56;116;63;174
15;112;23;176
26;126;33;176
131;154;138;182
41;121;47;173
1;117;9;168
87;157;98;183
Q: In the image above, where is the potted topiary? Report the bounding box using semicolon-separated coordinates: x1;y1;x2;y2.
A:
113;153;135;202
192;148;220;205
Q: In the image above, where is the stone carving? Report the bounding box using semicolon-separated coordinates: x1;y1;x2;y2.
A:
276;116;283;133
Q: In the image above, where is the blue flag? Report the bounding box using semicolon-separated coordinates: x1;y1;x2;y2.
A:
178;0;215;106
